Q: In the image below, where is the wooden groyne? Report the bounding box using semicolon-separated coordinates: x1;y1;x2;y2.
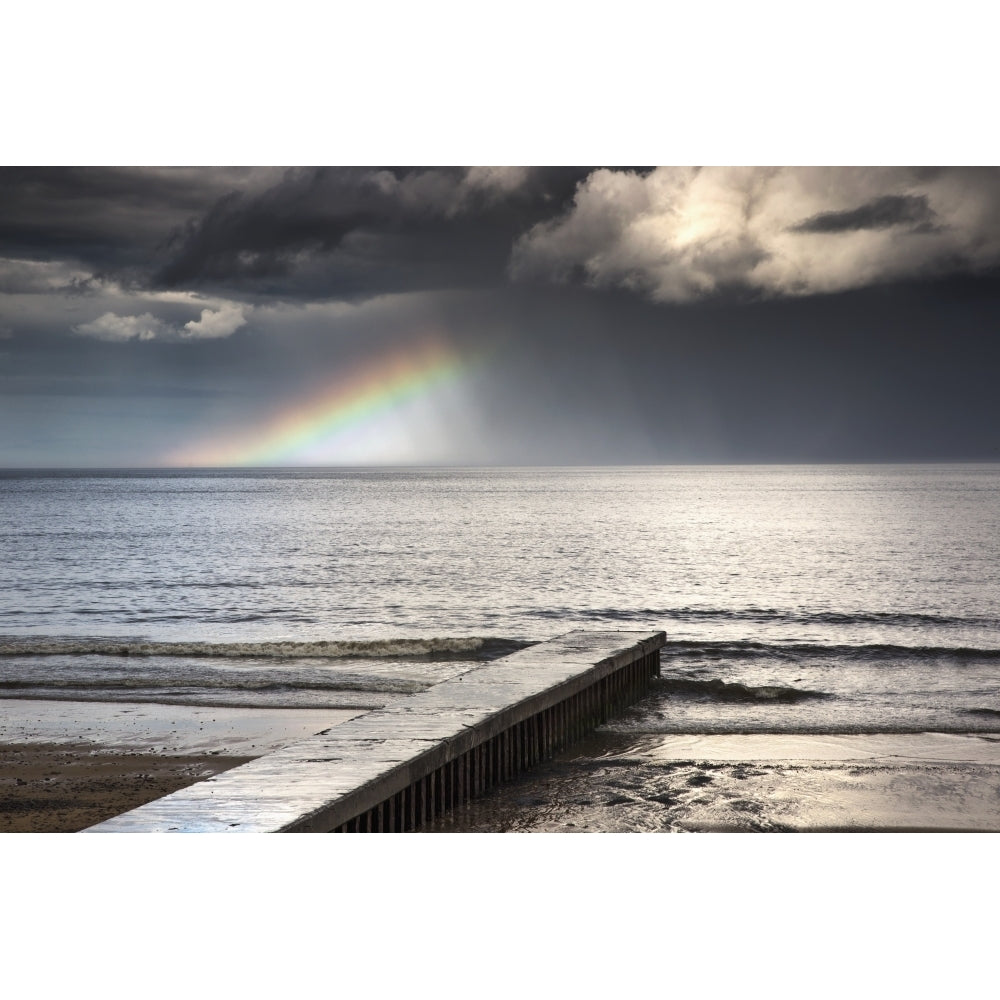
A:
85;630;665;833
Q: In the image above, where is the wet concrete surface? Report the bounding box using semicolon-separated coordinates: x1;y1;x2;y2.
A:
0;743;251;833
85;632;664;832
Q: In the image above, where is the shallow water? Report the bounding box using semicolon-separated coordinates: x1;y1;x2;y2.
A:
2;465;999;723
426;731;1000;832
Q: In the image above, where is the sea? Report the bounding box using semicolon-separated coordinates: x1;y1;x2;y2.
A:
2;464;1000;740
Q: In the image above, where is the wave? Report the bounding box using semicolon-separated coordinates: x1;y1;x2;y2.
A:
0;688;391;710
3;633;998;663
0;636;532;660
0;672;426;694
528;606;1000;630
655;677;832;703
659;639;1000;662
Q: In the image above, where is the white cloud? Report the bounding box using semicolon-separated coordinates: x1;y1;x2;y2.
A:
68;298;249;343
182;302;248;339
510;167;1000;301
73;311;168;342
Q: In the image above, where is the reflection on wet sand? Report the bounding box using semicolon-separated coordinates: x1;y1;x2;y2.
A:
427;732;1000;832
0;700;366;832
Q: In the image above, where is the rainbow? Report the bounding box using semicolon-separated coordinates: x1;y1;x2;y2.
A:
165;337;473;467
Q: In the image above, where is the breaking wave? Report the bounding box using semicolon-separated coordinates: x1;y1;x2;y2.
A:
656;677;832;704
659;639;1000;662
0;672;428;695
528;606;1000;631
0;636;532;660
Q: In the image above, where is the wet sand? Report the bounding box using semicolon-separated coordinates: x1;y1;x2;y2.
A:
5;698;998;832
427;732;1000;832
0;699;365;832
0;743;253;833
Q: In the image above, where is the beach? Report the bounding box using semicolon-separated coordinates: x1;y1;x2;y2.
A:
427;732;1000;832
3;465;999;833
0;743;251;833
0;699;363;832
4;696;999;832
6;729;999;833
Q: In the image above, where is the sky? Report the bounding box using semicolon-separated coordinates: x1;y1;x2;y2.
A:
3;165;999;467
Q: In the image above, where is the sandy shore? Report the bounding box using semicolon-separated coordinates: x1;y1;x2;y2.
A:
0;699;366;832
5;699;998;832
0;743;253;833
428;732;1000;832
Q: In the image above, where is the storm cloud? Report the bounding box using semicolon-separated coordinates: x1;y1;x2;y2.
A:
510;167;1000;301
2;165;1000;467
152;166;590;297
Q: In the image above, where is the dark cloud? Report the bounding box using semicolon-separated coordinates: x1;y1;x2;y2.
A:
153;166;591;297
0;167;274;276
790;194;938;234
157;188;377;287
0;166;593;301
3;166;1000;466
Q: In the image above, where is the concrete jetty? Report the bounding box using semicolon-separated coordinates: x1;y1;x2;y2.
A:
85;630;665;833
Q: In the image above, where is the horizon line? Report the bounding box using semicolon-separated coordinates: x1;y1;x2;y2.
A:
3;458;1000;474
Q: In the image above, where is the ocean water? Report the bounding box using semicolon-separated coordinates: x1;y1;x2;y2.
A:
2;465;999;734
